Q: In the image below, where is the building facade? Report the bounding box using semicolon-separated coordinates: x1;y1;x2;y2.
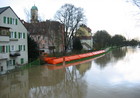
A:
24;5;64;53
24;20;64;53
76;24;93;50
0;6;28;74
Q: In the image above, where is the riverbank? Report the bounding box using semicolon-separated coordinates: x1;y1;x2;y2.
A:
0;47;114;75
43;47;113;66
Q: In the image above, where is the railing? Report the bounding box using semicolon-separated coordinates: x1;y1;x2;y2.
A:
0;36;9;42
10;51;20;57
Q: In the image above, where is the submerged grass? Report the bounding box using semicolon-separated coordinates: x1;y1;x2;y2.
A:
21;47;113;69
21;59;41;69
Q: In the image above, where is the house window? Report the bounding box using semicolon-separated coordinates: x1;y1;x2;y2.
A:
3;17;17;25
12;18;15;25
21;58;24;64
6;46;9;53
16;19;18;25
0;46;5;53
13;59;16;65
0;46;1;53
3;16;6;23
7;17;10;24
23;33;25;39
23;45;25;51
9;60;12;65
0;66;3;71
19;45;22;51
18;32;22;38
10;32;15;38
2;46;5;53
18;32;24;39
9;45;10;52
11;45;15;51
10;17;12;24
21;33;23;39
14;32;17;38
18;32;20;38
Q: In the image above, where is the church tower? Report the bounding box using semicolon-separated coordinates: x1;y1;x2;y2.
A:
31;5;39;23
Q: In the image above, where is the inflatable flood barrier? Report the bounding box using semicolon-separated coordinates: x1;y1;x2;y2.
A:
43;50;105;64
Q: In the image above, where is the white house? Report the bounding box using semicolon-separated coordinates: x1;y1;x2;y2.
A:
76;24;93;50
0;6;28;74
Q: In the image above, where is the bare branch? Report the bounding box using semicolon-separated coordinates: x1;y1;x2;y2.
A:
54;4;86;51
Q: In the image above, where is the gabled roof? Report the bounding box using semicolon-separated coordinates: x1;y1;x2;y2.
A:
0;6;10;14
0;6;28;32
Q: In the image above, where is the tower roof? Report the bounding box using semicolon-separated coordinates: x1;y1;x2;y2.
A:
31;5;38;10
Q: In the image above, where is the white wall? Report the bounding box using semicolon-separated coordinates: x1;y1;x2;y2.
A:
0;7;28;72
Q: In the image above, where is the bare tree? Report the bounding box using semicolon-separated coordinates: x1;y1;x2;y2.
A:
24;8;31;22
24;7;44;22
54;4;86;51
132;0;140;8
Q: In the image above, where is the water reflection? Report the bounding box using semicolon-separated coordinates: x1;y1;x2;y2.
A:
29;66;87;98
94;47;127;68
112;47;127;60
0;70;29;98
76;62;92;76
1;47;140;98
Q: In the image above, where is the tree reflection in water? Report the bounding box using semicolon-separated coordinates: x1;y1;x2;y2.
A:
76;62;92;76
112;47;127;60
29;66;87;98
94;47;127;69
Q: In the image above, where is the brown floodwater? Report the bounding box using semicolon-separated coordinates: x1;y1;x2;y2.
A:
0;46;140;98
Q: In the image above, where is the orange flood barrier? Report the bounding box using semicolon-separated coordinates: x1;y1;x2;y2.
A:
43;50;105;64
45;55;105;70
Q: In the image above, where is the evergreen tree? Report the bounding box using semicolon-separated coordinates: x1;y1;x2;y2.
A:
28;35;39;61
73;37;83;51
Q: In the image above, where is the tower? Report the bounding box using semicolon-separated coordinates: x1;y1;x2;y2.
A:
31;5;38;23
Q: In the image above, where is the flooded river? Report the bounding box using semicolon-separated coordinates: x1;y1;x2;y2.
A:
0;47;140;98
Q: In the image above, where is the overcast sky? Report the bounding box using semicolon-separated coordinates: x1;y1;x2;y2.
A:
0;0;140;39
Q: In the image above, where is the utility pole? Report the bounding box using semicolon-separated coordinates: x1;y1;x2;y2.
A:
62;24;65;65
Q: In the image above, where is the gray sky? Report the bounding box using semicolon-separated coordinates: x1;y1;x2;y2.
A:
0;0;140;39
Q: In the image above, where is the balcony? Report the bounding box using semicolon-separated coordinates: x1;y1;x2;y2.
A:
10;51;20;57
0;36;9;42
0;53;9;60
0;27;10;42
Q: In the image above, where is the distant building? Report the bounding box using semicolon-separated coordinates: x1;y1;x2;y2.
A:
24;5;64;53
0;6;28;74
76;24;93;50
30;5;39;23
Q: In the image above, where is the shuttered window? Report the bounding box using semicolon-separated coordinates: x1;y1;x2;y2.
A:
23;45;25;51
16;19;18;25
6;46;9;53
18;32;20;38
10;17;12;24
7;17;10;24
15;32;17;38
9;46;10;52
21;58;24;64
23;33;25;39
0;46;1;53
3;16;6;23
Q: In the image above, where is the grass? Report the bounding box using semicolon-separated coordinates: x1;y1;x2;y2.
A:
52;48;112;66
21;47;113;69
21;59;41;69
